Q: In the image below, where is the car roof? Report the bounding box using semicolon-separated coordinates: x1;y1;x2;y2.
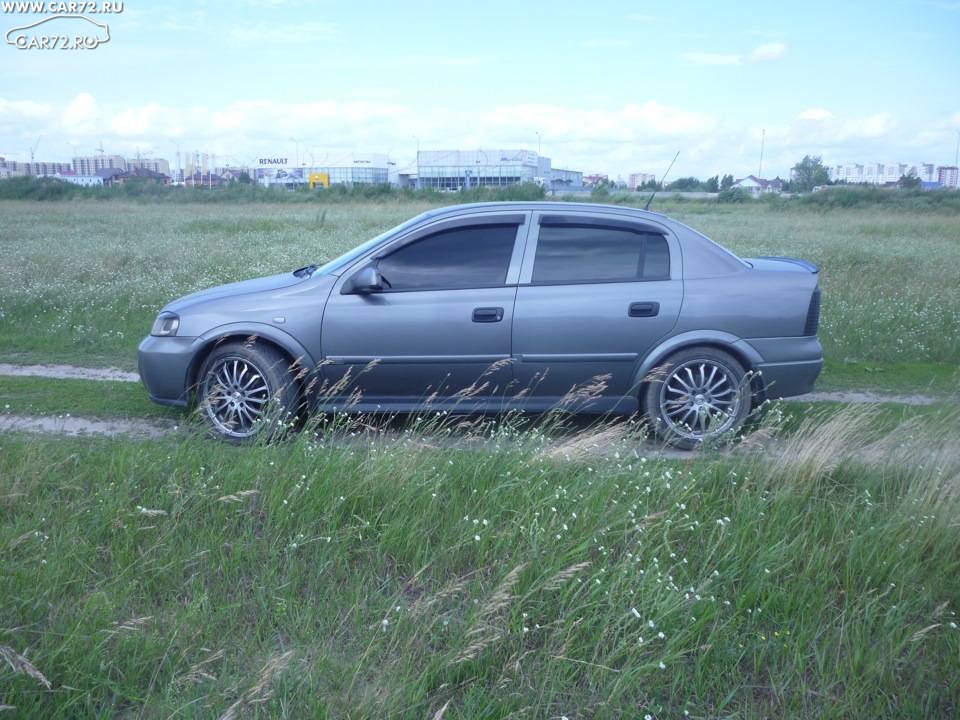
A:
420;201;671;223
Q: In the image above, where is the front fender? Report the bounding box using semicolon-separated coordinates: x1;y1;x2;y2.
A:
629;330;764;391
187;322;320;391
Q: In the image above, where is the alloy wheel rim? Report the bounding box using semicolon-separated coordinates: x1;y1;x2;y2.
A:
201;357;271;438
658;359;742;440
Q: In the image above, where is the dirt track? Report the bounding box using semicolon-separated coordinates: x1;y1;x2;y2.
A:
0;363;944;406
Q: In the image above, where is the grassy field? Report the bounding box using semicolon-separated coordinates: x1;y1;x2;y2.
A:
1;198;959;717
2;409;959;718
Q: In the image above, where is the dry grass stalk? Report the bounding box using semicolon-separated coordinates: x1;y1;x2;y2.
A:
910;624;941;642
138;508;168;517
559;374;611;404
453;381;491;400
0;646;52;690
217;490;259;504
538;425;627;463
431;699;451;719
175;649;225;688
453;564;526;664
412;576;471;615
773;406;878;483
543;561;591;590
103;616;152;637
218;650;294;720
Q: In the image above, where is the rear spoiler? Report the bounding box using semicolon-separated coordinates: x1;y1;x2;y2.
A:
755;256;819;273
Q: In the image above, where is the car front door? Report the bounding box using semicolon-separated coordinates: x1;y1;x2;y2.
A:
511;211;683;412
319;213;529;410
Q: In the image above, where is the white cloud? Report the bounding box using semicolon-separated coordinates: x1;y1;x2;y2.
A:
797;108;834;121
748;42;787;62
682;42;787;66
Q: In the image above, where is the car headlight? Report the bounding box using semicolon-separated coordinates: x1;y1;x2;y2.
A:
150;311;180;337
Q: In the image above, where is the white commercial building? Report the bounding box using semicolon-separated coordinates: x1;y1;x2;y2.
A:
254;153;392;187
417;149;582;191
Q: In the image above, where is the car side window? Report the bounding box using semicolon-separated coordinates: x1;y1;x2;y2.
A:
377;224;518;291
532;223;671;284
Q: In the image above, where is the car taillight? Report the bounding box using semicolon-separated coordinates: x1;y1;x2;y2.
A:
804;286;821;336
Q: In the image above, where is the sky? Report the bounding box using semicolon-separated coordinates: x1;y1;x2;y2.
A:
1;0;959;179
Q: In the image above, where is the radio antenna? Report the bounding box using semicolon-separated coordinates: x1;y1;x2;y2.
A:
644;150;680;211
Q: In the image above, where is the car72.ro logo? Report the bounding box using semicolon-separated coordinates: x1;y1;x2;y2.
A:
4;13;111;48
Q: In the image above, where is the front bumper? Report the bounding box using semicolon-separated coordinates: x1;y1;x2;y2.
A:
741;336;824;399
137;335;198;407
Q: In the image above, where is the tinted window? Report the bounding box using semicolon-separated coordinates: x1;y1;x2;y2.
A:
532;224;670;284
378;224;517;291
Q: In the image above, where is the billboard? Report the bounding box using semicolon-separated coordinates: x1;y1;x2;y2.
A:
255;158;305;186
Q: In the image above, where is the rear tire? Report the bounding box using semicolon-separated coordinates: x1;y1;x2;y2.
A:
642;346;752;450
196;342;300;444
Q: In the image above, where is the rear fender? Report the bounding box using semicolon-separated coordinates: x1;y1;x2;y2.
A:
629;330;764;392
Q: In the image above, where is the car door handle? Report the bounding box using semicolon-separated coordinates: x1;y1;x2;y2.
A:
628;302;660;318
472;307;504;323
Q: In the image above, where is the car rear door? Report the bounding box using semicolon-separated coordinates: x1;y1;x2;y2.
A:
320;212;529;409
511;211;683;411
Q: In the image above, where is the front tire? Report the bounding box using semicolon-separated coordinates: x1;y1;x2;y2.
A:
642;346;752;450
196;342;300;443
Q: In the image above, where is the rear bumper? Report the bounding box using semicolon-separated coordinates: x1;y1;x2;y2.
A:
740;336;823;399
137;335;198;407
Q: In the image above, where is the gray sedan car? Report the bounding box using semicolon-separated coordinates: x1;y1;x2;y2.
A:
139;202;822;447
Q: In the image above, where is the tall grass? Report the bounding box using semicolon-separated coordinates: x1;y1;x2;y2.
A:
1;408;958;717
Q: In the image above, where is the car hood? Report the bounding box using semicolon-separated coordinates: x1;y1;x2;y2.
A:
164;272;309;313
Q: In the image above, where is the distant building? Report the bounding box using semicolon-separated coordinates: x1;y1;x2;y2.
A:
96;167;171;186
0;157;73;177
0;157;20;178
20;161;74;176
828;162;937;184
732;175;783;196
417;149;582;191
937;166;959;189
184;172;224;188
71;155;171;176
116;167;170;184
73;154;127;175
628;172;657;190
128;157;171;175
95;168;126;186
255;153;391;187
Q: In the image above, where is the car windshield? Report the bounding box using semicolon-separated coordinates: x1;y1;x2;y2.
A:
312;212;434;276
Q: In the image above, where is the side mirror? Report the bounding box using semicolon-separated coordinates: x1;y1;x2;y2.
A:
351;266;383;294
